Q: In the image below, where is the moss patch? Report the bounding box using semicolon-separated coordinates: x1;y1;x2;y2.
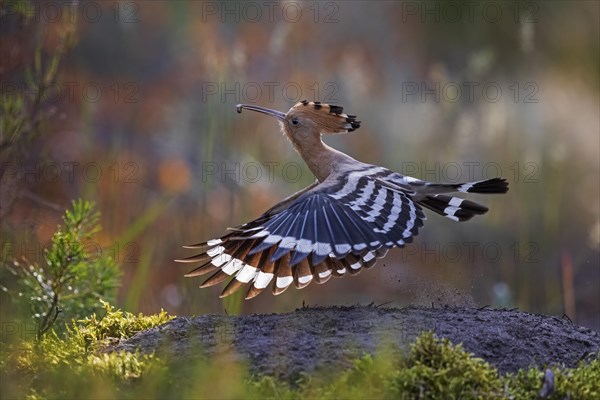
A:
1;301;173;399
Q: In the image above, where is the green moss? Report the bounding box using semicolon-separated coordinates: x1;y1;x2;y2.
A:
391;332;503;399
505;357;600;399
1;301;173;399
77;300;174;351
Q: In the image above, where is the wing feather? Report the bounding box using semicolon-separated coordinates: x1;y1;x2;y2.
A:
178;170;425;299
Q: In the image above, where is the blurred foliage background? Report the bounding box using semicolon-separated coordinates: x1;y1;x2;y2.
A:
1;1;598;331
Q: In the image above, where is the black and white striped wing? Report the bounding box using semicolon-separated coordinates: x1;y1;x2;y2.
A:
326;167;425;248
177;166;425;299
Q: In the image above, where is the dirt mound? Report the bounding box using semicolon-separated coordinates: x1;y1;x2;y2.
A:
105;306;600;381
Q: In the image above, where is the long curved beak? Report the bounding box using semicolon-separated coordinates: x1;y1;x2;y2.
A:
236;104;286;121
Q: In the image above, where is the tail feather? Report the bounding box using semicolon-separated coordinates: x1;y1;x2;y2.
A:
422;177;508;195
418;194;489;222
455;177;509;194
415;177;508;222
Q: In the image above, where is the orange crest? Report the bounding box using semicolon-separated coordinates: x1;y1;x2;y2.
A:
289;100;361;134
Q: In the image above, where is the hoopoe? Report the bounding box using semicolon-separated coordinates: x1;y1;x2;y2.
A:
176;101;508;299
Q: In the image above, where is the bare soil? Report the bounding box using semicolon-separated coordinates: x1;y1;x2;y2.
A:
105;306;600;382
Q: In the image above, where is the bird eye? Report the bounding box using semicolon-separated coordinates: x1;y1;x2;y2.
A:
291;117;299;126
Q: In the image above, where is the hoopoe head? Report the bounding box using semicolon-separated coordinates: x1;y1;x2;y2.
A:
236;101;361;139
